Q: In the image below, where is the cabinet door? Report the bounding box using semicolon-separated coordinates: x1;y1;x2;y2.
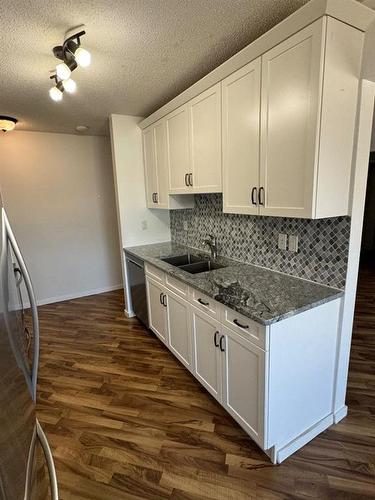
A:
189;84;222;193
154;119;169;208
166;290;192;370
260;19;325;218
166;105;191;194
142;126;158;208
191;308;222;402
146;277;168;345
222;326;266;447
222;59;261;215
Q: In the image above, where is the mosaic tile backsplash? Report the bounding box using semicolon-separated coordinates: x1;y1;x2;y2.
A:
170;194;351;289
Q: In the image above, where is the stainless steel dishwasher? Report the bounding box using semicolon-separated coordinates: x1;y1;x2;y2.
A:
125;252;149;328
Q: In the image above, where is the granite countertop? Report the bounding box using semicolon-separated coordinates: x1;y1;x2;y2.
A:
125;242;343;326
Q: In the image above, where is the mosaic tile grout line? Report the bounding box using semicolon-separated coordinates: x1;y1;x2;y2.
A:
170;194;350;289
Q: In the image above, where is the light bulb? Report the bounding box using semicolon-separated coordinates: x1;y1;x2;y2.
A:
63;78;77;93
49;86;63;102
56;62;71;80
74;47;91;68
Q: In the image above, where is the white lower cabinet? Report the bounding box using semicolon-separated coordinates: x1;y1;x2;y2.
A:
166;290;192;370
145;267;342;464
222;326;266;448
191;307;222;402
146;277;168;345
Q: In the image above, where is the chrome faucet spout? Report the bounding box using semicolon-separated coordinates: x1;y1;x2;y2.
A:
203;235;218;260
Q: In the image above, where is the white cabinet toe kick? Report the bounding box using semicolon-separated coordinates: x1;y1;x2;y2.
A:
145;264;342;463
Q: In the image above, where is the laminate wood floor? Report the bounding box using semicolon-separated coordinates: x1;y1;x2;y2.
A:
36;268;375;499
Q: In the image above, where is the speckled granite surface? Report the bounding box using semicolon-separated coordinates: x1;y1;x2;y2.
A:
125;242;343;326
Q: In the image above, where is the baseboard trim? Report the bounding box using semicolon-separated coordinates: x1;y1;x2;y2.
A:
24;284;123;308
276;413;334;464
333;405;348;424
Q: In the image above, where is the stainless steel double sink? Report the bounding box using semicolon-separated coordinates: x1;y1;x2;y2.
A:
161;253;226;274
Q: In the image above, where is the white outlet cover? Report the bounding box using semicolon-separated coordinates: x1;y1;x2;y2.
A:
289;235;299;253
183;221;188;231
278;233;287;251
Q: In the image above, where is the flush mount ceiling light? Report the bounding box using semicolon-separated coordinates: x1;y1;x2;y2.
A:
0;116;18;132
49;27;91;102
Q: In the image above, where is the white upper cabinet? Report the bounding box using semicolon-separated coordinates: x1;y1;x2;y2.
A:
166;84;222;195
222;59;261;215
143;118;194;209
143;126;158;208
153;119;169;208
259;17;361;218
259;19;325;218
189;83;222;193
144;14;363;219
166;105;191;194
222;17;362;218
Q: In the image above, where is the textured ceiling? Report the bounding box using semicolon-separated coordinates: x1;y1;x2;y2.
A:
0;0;370;135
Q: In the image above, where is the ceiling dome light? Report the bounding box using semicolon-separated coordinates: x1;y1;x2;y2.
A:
0;116;18;132
49;86;63;102
74;47;91;68
62;78;77;93
56;62;71;80
76;125;89;132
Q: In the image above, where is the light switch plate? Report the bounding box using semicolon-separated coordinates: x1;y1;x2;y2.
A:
278;233;287;251
289;235;299;253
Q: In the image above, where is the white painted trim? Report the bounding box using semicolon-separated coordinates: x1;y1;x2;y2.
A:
24;284;123;308
276;413;334;463
333;80;375;414
124;308;136;318
333;405;348;424
139;0;374;130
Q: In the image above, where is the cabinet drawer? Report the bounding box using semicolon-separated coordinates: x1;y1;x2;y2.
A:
145;263;165;283
165;274;188;298
222;307;267;350
189;288;220;319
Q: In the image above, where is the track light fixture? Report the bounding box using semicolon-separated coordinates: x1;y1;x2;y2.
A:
49;28;91;102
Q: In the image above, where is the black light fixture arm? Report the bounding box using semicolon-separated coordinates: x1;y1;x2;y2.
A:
52;30;86;70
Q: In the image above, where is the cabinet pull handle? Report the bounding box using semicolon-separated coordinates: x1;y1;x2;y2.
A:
155;192;158;203
198;298;209;307
259;187;265;206
251;187;257;205
189;173;193;186
233;319;249;329
162;294;167;307
185;173;189;186
214;331;219;347
219;335;225;352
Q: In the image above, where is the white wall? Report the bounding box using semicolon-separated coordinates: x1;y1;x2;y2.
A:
109;114;170;314
0;130;122;305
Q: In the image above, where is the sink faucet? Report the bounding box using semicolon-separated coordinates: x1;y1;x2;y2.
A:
203;234;218;260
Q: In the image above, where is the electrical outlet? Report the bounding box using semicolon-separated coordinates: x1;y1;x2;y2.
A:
183;221;188;231
289;235;299;253
141;220;148;230
278;233;287;251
